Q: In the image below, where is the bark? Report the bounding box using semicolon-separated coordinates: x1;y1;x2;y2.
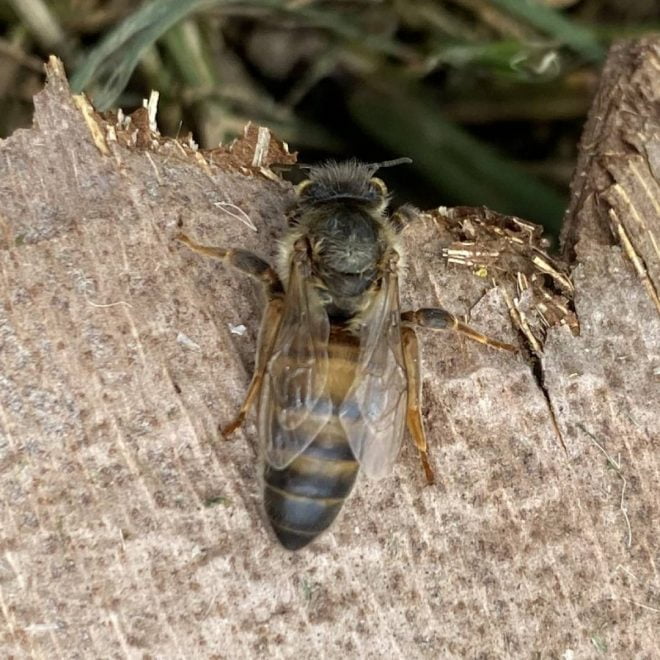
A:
0;42;658;658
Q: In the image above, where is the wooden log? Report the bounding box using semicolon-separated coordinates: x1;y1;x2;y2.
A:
0;41;658;657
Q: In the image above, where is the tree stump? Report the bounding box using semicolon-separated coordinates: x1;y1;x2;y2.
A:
0;40;658;657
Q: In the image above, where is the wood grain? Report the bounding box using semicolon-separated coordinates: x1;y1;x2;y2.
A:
0;47;658;658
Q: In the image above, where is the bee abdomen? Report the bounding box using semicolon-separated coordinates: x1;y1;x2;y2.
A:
263;427;359;550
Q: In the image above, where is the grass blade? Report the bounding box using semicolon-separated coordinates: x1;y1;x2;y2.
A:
490;0;604;62
71;0;219;109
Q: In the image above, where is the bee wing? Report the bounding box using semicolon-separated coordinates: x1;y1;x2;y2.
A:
338;267;407;479
258;252;332;469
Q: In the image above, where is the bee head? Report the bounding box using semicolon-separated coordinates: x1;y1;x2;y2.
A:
295;158;411;212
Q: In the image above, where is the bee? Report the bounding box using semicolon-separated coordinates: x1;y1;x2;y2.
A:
177;159;515;550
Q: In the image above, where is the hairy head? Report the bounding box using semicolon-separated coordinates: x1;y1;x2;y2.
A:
295;158;411;211
279;158;409;313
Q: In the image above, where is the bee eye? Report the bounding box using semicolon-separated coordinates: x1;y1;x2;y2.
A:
369;177;388;197
295;180;314;197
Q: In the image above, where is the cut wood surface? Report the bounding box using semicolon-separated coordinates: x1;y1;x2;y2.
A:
0;41;658;658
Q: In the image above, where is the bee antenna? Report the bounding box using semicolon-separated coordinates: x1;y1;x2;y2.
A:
366;157;412;174
292;158;410;172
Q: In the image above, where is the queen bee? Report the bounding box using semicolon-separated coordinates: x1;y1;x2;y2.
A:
177;159;514;550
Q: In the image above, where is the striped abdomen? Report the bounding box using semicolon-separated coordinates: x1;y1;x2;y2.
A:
262;329;360;550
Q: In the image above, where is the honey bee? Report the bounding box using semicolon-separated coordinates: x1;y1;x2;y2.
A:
177;159;515;550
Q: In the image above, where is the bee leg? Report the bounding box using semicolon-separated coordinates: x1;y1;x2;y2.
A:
401;326;435;485
221;297;283;436
389;204;419;233
176;232;283;297
176;232;286;434
401;308;517;353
